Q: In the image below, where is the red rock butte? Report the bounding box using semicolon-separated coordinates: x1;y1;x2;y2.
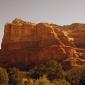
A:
0;18;85;69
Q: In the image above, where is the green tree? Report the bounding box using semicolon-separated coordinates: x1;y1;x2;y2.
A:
45;60;64;80
29;60;64;80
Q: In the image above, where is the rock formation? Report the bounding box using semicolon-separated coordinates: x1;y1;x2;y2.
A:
0;19;85;69
62;23;85;48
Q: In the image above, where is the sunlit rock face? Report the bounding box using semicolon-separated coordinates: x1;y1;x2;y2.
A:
62;23;85;48
2;18;73;50
0;19;85;69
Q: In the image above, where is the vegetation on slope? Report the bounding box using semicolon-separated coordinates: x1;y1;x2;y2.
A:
0;60;85;85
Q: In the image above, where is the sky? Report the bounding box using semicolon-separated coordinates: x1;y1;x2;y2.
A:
0;0;85;48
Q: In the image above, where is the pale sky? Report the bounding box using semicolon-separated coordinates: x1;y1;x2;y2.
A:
0;0;85;48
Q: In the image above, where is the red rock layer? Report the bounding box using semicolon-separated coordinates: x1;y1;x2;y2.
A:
0;19;85;69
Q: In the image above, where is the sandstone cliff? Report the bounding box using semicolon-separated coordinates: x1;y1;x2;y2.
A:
2;18;74;50
0;19;85;69
62;23;85;48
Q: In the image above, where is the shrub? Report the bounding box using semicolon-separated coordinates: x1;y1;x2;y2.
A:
65;68;81;85
52;79;70;85
28;76;70;85
0;67;9;85
8;67;22;85
34;75;52;85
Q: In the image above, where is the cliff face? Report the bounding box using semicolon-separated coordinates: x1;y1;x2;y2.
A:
62;23;85;48
2;19;73;50
0;19;85;69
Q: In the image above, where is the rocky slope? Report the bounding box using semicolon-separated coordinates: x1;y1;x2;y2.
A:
62;23;85;48
0;19;85;69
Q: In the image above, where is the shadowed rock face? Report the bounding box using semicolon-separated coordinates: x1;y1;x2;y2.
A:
0;19;85;69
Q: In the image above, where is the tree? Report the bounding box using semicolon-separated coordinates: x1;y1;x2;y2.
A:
29;60;64;80
45;60;64;80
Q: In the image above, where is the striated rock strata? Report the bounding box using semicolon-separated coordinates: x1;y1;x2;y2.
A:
62;23;85;48
0;19;85;69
